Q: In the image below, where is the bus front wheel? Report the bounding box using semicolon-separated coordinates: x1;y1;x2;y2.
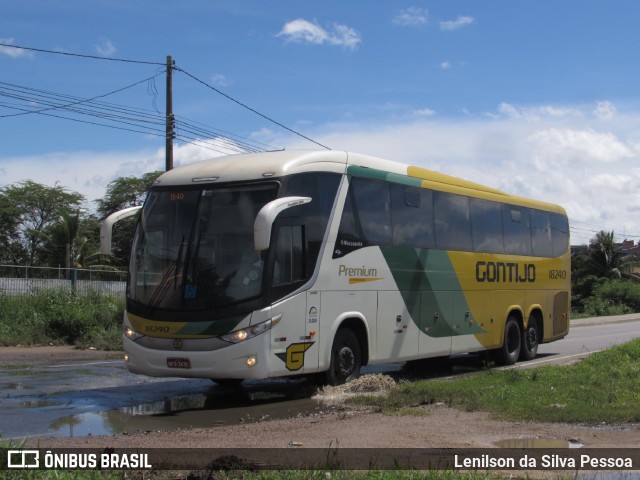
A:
326;328;362;386
496;316;521;365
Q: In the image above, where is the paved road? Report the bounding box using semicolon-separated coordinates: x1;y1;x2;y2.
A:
1;314;639;440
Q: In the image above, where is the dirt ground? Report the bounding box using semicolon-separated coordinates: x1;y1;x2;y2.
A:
3;345;639;451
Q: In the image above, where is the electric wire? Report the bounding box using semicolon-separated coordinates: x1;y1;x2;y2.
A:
0;42;164;66
0;80;276;154
0;74;166;119
1;42;327;151
175;65;331;150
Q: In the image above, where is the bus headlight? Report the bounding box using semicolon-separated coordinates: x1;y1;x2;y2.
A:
124;325;144;341
221;314;282;344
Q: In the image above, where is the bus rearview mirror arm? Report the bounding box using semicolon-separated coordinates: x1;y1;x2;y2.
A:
254;197;312;251
100;206;143;255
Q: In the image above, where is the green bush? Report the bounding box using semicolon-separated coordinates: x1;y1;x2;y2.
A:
582;279;640;317
0;289;124;350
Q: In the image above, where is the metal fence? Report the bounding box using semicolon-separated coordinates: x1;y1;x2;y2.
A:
0;265;126;298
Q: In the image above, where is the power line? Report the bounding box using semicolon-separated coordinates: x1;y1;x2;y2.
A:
0;42;164;66
0;79;277;154
0;42;331;151
175;65;331;150
0;74;165;118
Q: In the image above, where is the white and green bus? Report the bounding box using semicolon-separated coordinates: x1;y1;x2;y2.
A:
101;150;570;385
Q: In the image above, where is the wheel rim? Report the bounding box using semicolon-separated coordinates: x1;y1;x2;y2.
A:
336;345;355;378
526;326;538;349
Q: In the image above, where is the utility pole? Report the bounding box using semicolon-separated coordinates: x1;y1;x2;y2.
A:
165;55;174;171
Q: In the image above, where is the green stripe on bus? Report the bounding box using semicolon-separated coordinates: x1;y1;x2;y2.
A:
380;246;486;338
347;166;422;187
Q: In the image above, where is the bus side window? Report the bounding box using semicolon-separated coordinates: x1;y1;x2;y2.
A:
390;185;435;248
551;213;569;256
434;191;472;251
503;205;532;256
273;225;304;287
531;209;552;257
352;177;392;245
470;198;504;254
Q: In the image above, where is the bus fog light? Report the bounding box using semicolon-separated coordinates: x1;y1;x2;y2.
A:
124;354;129;362
246;356;257;367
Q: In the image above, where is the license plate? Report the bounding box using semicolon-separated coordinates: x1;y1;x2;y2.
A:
167;357;191;369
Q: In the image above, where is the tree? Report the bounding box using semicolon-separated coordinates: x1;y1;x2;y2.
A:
0;192;25;264
0;181;85;266
588;230;625;279
40;212;102;269
95;171;162;218
94;171;162;269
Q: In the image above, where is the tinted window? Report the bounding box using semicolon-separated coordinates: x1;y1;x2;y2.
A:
434;192;472;251
390;185;435;248
470;198;504;253
354;178;392;244
503;205;532;255
281;172;340;272
531;209;552;257
551;213;569;256
273;225;304;286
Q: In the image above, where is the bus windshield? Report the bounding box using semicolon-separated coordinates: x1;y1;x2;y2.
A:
128;183;279;311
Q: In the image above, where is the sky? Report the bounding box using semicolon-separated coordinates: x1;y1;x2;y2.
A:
2;1;640;245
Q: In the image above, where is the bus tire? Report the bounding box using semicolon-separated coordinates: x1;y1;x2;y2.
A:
496;316;521;365
211;378;244;386
520;314;540;361
326;328;362;386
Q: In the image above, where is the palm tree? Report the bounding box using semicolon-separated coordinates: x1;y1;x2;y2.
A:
588;230;639;280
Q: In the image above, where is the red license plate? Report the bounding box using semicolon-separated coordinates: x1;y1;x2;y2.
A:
167;357;191;369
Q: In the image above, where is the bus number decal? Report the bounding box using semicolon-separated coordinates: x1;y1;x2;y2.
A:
548;269;567;280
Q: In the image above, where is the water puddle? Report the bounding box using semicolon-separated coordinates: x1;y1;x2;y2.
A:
45;384;326;438
495;438;584;448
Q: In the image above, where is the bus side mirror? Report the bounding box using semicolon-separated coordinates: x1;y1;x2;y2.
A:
254;196;311;251
100;206;143;254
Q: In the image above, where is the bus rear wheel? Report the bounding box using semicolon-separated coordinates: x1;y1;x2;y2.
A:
495;316;521;365
326;328;362;386
520;315;540;361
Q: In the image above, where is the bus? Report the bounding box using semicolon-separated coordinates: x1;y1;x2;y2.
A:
101;150;570;385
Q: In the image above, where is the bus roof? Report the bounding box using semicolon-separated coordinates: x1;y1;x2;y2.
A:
152;150;565;214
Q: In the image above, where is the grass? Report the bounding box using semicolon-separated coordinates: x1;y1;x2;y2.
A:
0;289;124;350
347;338;640;424
0;468;515;480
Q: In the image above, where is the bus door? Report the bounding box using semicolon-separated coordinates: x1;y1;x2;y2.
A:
268;220;317;375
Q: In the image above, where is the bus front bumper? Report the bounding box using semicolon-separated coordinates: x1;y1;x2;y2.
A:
123;333;272;380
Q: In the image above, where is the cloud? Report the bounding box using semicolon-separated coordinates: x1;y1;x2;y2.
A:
593;100;616;121
440;15;475;31
440;60;451;70
528;128;635;167
393;7;429;27
497;102;582;121
277;19;361;50
95;38;116;57
411;108;436;118
212;74;232;87
0;38;34;58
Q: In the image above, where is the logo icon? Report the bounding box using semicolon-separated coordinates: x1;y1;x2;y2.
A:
8;450;40;468
275;342;314;371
